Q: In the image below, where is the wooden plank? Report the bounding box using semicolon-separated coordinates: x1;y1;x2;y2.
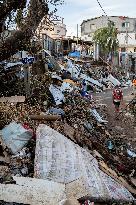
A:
0;96;25;103
99;161;136;196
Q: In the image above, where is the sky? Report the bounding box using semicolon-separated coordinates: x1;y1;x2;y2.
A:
55;0;136;36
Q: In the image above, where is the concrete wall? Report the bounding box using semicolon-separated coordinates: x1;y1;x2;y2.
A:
81;16;136;36
81;16;136;51
0;177;66;205
52;23;66;39
37;18;67;40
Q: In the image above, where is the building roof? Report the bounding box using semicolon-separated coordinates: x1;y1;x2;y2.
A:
81;15;136;26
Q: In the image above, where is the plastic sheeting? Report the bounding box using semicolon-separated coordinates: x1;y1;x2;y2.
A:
49;84;64;105
80;74;103;88
4;62;23;69
2;122;32;154
61;82;73;93
34;125;134;201
67;60;81;78
107;74;121;86
90;109;108;124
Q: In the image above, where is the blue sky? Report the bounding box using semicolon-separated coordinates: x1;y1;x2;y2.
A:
54;0;136;36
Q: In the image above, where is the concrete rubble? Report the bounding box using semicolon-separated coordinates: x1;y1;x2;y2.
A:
0;177;66;205
34;125;134;201
0;57;136;204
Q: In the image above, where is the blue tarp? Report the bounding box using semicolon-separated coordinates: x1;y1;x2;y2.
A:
68;51;80;58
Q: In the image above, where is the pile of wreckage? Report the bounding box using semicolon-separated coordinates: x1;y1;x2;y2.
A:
0;58;136;204
0;56;131;97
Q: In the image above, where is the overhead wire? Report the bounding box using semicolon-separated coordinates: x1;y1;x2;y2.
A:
96;0;107;16
96;0;111;23
96;0;133;41
96;0;133;66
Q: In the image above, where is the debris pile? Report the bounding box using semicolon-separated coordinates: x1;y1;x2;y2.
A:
0;57;136;203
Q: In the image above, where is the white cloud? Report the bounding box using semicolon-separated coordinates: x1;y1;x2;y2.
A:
65;0;94;6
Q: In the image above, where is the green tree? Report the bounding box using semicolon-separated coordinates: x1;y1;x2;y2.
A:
93;21;119;60
0;0;63;61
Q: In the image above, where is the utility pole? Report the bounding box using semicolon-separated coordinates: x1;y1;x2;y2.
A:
77;24;79;45
24;64;30;97
125;28;128;75
61;35;64;57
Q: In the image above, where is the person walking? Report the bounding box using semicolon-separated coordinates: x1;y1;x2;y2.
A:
112;85;123;112
132;76;136;95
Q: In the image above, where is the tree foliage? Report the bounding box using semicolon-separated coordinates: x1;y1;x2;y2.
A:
0;0;63;61
93;21;119;55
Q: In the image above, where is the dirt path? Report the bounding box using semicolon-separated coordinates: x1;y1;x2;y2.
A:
94;88;136;150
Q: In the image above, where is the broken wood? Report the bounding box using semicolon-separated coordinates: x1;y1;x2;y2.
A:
130;177;136;187
29;114;61;121
64;123;76;142
0;96;25;103
99;161;136;196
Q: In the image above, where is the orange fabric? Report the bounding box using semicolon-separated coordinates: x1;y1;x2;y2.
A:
63;79;78;86
132;79;136;86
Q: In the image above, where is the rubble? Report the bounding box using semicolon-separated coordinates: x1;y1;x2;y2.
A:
34;124;135;201
0;176;66;205
0;56;136;203
90;108;108;124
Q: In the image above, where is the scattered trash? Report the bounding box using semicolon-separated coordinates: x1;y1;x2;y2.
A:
127;149;136;158
2;122;33;154
0;56;136;203
49;81;65;106
105;140;115;150
29;114;62;121
90;109;108;124
84;122;93;132
48;107;65;116
106;74;121;86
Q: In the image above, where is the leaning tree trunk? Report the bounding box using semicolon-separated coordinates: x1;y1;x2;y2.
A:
0;0;48;61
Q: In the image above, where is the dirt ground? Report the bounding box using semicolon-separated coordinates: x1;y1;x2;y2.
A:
94;87;136;151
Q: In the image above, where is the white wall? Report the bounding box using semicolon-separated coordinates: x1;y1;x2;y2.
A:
117;33;136;48
81;16;136;36
52;23;66;39
37;19;67;40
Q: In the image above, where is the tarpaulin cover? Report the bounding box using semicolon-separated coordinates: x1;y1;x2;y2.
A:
34;125;134;201
68;51;80;58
